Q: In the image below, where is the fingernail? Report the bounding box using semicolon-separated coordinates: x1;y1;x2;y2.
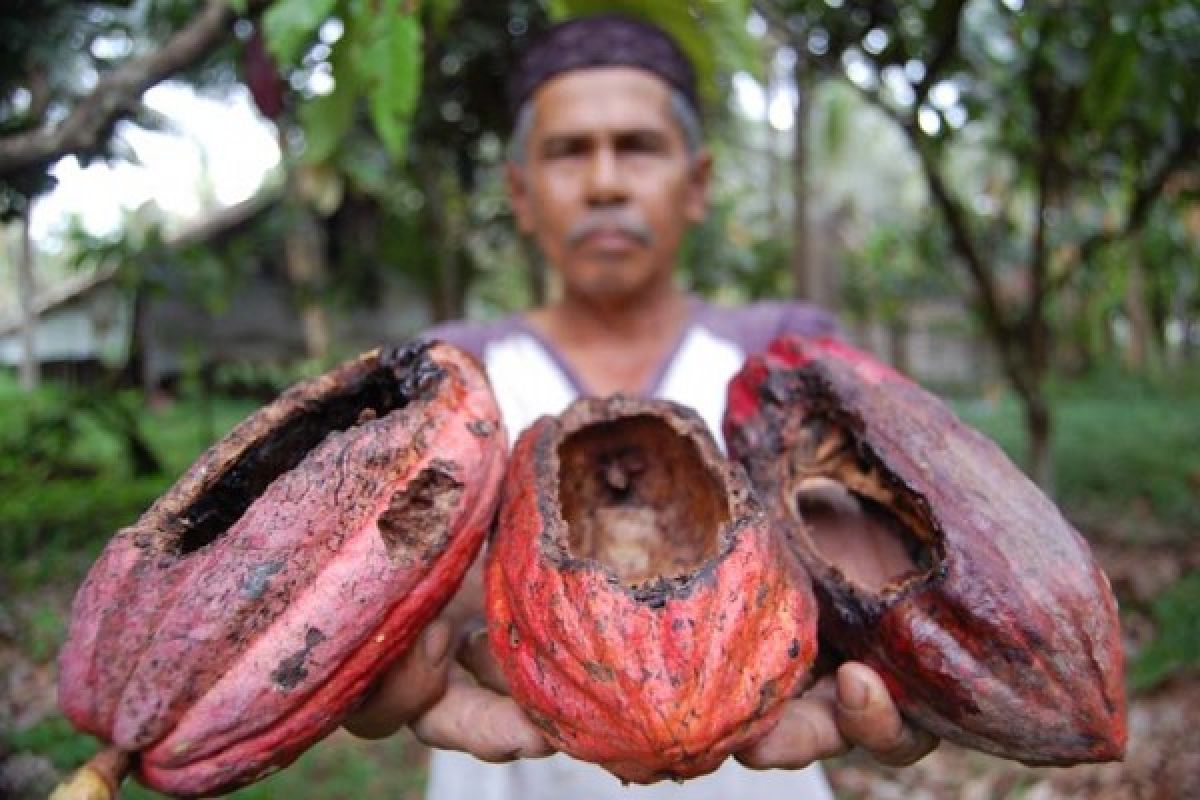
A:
422;620;452;666
839;668;870;712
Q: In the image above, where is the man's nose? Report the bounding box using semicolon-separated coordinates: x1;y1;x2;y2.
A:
584;146;628;207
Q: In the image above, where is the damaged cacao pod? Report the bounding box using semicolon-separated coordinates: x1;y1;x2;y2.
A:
486;396;817;784
57;341;507;797
723;334;1127;765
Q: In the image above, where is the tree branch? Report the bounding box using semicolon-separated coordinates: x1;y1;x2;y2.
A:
848;77;1028;390
752;0;799;39
0;0;261;179
1052;124;1200;293
911;0;968;108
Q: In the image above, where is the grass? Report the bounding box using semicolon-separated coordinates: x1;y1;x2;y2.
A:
3;716;426;799
955;366;1200;542
1129;571;1200;691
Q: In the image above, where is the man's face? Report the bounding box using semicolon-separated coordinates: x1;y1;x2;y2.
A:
507;67;711;303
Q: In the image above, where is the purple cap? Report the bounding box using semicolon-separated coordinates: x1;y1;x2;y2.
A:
508;14;700;118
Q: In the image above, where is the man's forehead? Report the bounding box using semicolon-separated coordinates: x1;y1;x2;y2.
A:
530;67;676;136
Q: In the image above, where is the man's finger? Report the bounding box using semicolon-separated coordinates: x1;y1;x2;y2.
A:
835;662;938;766
457;626;510;693
411;675;554;763
343;618;454;740
735;676;850;770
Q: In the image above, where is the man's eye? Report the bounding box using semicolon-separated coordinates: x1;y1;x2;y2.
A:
617;134;666;154
543;140;589;159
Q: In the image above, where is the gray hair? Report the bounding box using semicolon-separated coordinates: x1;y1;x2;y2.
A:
507;86;704;165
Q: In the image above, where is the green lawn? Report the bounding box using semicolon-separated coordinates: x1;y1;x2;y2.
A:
956;367;1200;542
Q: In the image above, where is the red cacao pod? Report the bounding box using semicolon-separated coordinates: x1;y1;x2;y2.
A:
486;396;818;784
57;341;506;797
724;335;1127;766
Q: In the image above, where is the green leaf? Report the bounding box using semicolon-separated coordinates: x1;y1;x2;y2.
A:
226;0;249;14
1081;30;1137;135
1130;572;1200;691
356;0;422;158
299;30;360;163
426;0;461;35
262;0;339;67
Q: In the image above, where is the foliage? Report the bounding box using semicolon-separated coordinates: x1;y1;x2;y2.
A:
762;0;1200;485
840;218;956;326
681;194;790;301
958;365;1200;540
1129;571;1200;691
3;715;97;775
2;715;426;800
0;375;256;567
266;0;424;160
0;0;243;215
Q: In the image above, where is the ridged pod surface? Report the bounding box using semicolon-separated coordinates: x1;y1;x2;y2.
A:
723;335;1126;765
58;341;507;796
486;396;817;784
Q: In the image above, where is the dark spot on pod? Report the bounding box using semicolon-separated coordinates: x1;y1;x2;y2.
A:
583;661;616;682
788;639;801;658
467;418;496;438
271;626;327;690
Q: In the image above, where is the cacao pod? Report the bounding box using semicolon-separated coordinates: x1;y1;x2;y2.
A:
57;341;507;797
724;335;1127;765
486;396;818;784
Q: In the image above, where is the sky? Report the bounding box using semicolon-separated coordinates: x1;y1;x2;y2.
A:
25;68;788;249
29;83;281;246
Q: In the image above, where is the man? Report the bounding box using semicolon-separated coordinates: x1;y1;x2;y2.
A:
345;15;936;799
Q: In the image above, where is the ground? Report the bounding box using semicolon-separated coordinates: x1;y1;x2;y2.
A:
1;540;1197;799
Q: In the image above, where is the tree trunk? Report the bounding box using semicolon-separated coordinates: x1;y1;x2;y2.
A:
767;40;786;243
17;205;40;390
1175;269;1196;364
886;314;910;375
120;284;149;392
1123;249;1154;372
417;161;473;322
282;210;332;359
279;131;331;360
1022;385;1054;494
790;61;817;304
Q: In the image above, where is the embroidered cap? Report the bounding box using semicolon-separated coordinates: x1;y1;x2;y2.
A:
508;14;699;118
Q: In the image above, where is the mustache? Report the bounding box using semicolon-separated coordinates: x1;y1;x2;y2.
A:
566;210;655;248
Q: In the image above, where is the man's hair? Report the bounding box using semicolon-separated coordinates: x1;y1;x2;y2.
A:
507;86;704;165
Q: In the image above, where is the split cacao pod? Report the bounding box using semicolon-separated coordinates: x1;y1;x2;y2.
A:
486;396;818;784
57;341;507;796
723;334;1127;765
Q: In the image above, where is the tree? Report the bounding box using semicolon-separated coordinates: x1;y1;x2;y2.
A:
756;0;1200;488
0;1;261;203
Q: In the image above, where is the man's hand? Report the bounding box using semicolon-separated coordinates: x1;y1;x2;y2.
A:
736;661;938;770
342;617;553;763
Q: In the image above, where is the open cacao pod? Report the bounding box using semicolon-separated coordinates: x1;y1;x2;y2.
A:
723;334;1127;766
486;396;818;784
56;341;507;797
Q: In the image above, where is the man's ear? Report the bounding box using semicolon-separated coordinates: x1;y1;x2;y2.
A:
684;148;714;224
506;161;535;235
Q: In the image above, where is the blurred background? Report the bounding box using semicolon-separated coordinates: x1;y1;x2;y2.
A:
0;1;1197;797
